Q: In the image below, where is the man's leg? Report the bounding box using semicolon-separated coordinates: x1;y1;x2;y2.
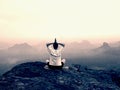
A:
46;60;49;67
46;60;49;63
62;59;66;64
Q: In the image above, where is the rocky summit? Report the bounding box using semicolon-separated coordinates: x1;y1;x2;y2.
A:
0;61;120;90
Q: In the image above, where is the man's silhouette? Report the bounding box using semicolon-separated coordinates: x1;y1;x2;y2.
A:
46;38;65;69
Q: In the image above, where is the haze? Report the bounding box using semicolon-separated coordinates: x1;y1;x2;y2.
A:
0;0;120;44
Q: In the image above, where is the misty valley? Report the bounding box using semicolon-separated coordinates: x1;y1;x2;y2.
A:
0;41;120;76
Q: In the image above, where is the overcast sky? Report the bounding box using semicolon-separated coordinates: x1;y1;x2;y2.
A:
0;0;120;43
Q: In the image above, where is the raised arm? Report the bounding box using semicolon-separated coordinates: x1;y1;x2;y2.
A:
46;43;53;48
58;43;65;47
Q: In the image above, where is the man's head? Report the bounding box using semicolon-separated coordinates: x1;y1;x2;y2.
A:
53;38;58;50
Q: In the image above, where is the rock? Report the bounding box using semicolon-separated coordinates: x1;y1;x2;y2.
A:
0;61;120;90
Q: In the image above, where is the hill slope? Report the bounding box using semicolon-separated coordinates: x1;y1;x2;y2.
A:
0;61;120;90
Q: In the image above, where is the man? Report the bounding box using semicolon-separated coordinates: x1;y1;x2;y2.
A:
46;38;65;69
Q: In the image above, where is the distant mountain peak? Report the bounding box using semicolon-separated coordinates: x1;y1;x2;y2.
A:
93;42;111;52
100;42;110;49
80;40;91;44
9;43;32;50
14;43;31;47
103;42;109;46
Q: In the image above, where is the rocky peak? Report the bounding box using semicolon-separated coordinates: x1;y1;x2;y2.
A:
0;61;120;90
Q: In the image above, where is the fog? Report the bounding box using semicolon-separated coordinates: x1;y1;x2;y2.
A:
0;41;120;75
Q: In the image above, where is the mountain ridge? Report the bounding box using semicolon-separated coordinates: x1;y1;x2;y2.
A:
0;61;120;90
